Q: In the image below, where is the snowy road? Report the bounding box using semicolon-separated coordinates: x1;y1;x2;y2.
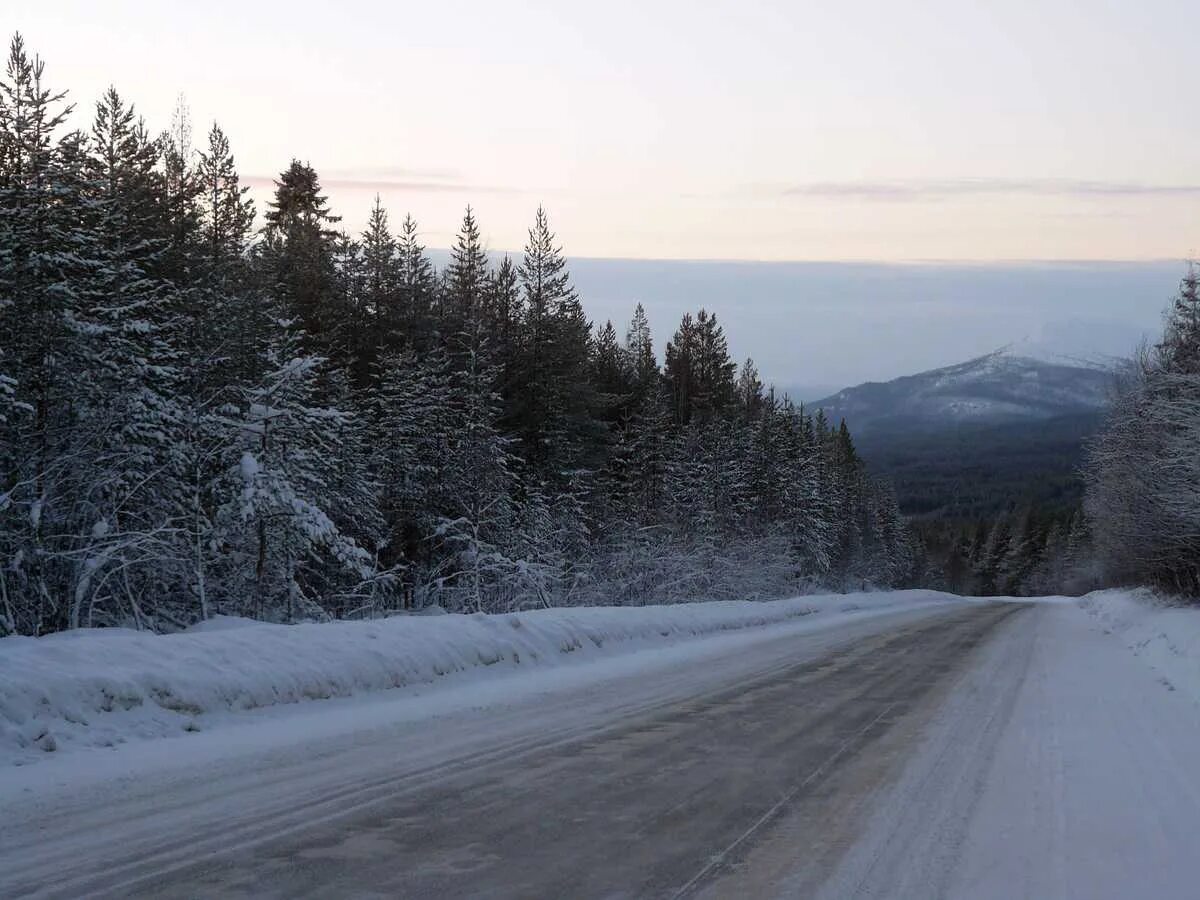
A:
5;598;1200;898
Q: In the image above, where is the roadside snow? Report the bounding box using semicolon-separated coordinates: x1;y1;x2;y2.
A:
0;590;953;767
1079;588;1200;702
824;596;1200;899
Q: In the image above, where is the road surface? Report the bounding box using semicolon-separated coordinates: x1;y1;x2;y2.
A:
5;598;1200;898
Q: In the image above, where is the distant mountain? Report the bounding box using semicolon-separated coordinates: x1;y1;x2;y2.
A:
812;348;1118;519
813;348;1113;436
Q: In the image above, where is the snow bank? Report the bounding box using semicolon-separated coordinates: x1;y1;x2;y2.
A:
0;591;947;766
1079;588;1200;700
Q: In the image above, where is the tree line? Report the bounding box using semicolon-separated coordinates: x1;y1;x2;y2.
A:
0;35;916;635
916;507;1093;597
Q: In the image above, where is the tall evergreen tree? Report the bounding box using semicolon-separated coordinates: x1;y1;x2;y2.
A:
512;205;598;476
346;195;399;384
259;160;341;355
214;323;374;621
0;34;90;633
625;302;658;395
442;205;489;343
485;253;522;407
664;309;736;424
736;357;764;420
591;319;634;423
69;86;182;629
395;213;436;350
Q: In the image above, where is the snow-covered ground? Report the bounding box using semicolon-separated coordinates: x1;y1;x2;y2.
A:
0;590;952;767
1078;588;1200;703
0;597;964;897
824;590;1200;899
7;588;1200;898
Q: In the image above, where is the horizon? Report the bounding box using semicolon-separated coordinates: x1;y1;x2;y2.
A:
560;255;1177;389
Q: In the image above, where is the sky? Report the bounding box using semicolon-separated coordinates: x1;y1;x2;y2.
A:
8;1;1196;384
14;0;1200;261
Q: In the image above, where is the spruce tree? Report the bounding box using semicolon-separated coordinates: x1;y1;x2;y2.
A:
259;160;341;355
348;195;400;384
624;302;659;395
485;253;522;410
736;357;764;420
513;205;598;476
71;86;182;629
215;322;374;621
395;213;436;350
664;309;735;424
0;34;89;633
443;206;489;344
591;319;634;423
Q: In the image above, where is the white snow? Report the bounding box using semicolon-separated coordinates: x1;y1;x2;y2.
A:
0;596;964;897
238;450;260;482
823;593;1200;899
0;590;953;767
10;588;1200;897
1078;587;1200;701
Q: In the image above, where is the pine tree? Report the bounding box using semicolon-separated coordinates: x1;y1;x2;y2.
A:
371;347;454;607
1158;263;1200;375
736;357;764;420
259;160;341;356
158;95;201;284
194;121;258;383
214;322;374;622
395;213;436;350
432;342;519;613
693;310;737;418
346;196;399;384
442;206;489;344
171;122;260;623
625;302;658;394
591;319;633;423
69;86;182;629
664;309;736;424
197;124;253;276
664;312;696;424
485;253;522;410
0;33;90;633
512;205;599;476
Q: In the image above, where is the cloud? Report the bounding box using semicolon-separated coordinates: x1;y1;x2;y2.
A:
242;167;520;195
322;165;463;181
775;177;1200;201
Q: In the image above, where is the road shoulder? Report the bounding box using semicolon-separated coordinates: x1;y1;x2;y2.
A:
820;600;1200;900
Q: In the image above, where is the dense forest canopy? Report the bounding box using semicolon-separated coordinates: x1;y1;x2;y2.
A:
0;35;917;635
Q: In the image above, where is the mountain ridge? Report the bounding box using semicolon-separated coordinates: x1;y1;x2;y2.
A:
813;347;1113;436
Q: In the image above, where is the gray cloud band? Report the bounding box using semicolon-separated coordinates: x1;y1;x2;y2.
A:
778;178;1200;200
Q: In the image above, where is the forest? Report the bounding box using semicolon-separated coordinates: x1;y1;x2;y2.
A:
0;35;916;636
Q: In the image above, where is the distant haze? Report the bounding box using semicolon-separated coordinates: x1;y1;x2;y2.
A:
559;258;1179;391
